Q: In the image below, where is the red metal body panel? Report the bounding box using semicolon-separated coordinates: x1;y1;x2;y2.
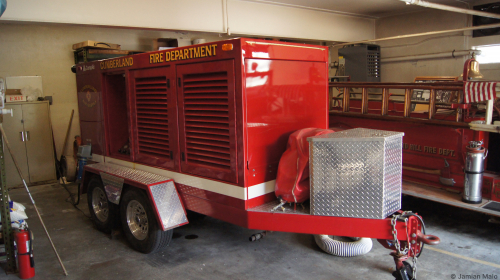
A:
79;121;106;155
76;38;329;191
179;191;408;240
245;59;329;187
76;71;106;155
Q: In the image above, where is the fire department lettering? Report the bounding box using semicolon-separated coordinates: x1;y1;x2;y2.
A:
150;44;218;64
403;143;455;157
100;57;133;70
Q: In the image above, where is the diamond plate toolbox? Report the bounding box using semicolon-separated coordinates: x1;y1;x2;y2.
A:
308;128;404;219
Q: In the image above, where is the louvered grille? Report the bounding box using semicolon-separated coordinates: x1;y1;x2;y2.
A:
182;72;231;170
135;76;170;158
367;51;380;78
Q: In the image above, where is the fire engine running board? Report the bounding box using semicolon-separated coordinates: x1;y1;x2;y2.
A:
86;162;188;231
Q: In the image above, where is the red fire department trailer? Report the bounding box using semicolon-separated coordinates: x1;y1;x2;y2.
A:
75;38;438;278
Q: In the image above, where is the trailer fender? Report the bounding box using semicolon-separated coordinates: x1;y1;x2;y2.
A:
83;162;189;231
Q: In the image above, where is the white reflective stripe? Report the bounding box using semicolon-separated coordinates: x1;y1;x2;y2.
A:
247;180;276;199
91;155;276;201
98;155;247;200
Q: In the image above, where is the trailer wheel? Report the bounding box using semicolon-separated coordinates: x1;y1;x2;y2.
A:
120;188;173;254
87;176;115;233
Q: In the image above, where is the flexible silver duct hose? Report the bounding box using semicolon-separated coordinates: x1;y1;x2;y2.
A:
314;235;373;257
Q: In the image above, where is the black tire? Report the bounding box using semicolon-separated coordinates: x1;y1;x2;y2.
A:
120;188;173;254
87;176;116;233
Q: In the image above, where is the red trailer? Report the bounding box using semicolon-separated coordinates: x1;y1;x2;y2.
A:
75;38;438;278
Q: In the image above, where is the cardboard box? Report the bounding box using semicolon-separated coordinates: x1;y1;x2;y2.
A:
6;95;26;102
153;38;191;51
72;40;121;50
5;89;21;95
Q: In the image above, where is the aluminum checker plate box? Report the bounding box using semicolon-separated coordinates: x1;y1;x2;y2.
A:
308;128;404;219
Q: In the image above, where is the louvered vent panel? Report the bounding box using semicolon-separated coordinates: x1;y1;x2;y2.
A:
367;51;380;78
183;72;231;170
135;76;170;158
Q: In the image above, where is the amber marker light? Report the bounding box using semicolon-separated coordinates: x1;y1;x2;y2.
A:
222;44;233;51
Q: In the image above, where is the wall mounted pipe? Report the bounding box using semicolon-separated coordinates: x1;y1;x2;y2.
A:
381;49;478;63
332;23;500;47
400;0;500;19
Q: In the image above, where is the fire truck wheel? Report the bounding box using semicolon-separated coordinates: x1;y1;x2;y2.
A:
120;188;173;254
87;176;116;233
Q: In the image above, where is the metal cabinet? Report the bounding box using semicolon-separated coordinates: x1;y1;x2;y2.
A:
3;101;56;187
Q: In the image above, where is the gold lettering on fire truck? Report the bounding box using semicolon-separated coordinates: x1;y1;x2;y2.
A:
149;44;218;64
100;57;134;70
403;143;455;157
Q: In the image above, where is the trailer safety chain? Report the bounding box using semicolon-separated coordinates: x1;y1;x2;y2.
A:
391;213;409;256
391;211;422;280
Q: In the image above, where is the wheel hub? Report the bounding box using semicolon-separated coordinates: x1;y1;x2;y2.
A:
92;187;109;222
126;200;148;241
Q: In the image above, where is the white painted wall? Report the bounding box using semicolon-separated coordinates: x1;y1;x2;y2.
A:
0;0;375;42
375;8;500;82
227;0;374;41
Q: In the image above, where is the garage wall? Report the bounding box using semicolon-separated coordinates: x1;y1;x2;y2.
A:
0;0;375;42
0;22;223;158
227;0;375;41
376;7;500;82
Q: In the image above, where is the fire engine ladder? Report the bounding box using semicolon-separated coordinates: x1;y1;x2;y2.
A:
329;81;467;126
329;81;500;218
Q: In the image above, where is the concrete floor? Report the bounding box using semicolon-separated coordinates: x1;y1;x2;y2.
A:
2;183;500;280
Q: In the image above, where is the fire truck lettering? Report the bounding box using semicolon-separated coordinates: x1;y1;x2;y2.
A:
424;146;437;154
403;143;409;149
148;44;219;65
100;57;133;69
409;144;422;152
438;148;455;157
